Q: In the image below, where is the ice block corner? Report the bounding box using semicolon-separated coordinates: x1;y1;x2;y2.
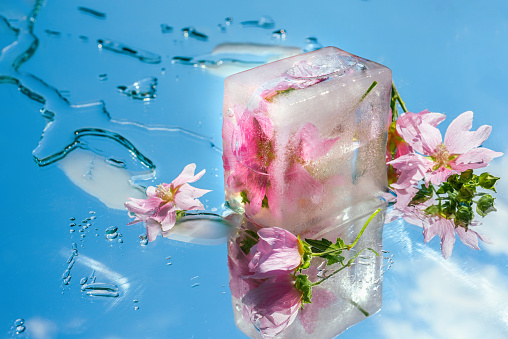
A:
222;46;391;235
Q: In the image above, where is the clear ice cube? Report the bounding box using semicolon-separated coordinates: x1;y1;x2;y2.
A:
222;46;392;235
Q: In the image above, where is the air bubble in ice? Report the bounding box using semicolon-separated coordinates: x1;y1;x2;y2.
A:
117;77;157;100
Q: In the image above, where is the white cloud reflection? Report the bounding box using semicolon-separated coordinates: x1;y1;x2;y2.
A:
381;246;508;339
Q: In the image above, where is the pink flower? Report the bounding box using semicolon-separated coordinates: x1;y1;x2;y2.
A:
228;238;263;299
124;163;211;242
224;107;338;217
395;111;503;186
248;227;303;279
242;275;302;337
403;199;491;259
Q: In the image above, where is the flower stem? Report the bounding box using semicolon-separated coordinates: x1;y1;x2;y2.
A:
348;299;369;317
311;265;349;286
348;208;381;250
390;82;408;120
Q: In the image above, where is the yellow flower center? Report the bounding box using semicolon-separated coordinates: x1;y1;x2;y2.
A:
156;184;175;202
432;144;451;170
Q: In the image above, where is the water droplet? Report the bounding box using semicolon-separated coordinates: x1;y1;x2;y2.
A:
67;253;75;263
14;319;24;327
69;223;76;227
272;29;287;40
240;16;274;29
134;306;139;310
86;290;119;297
106;157;126;168
79;35;89;42
133;299;139;303
225;17;233;25
191;283;200;288
44;29;61;37
80;234;86;238
118;238;123;243
181;27;208;41
80;277;88;285
72;243;77;250
191;276;199;280
106;233;118;240
160;24;173;34
303;36;323;52
90;216;97;220
67;260;75;270
15;325;26;334
166;262;172;266
77;6;106;19
98;74;108;81
117;77;157;101
89;211;95;214
62;269;71;279
63;276;72;285
105;226;118;234
140;239;148;246
70;229;75;233
166;256;171;260
97;39;161;64
70;217;75;221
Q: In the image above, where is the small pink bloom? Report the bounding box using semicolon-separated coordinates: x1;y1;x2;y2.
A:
124;163;210;242
242;275;302;337
395;111;503;186
248;227;302;279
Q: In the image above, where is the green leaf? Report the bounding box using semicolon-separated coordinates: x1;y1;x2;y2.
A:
425;204;441;216
239;230;259;255
410;184;434;205
455;205;473;225
298;236;312;270
478;173;500;192
476;194;496;217
176;210;187;220
240;191;250;204
457;186;475;202
294;274;313;304
459;169;474;183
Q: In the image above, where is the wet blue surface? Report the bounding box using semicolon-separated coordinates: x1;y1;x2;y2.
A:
1;0;507;338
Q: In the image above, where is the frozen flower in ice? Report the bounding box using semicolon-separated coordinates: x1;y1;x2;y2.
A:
124;163;211;242
395;111;502;186
298;287;337;334
242;275;303;337
248;227;303;279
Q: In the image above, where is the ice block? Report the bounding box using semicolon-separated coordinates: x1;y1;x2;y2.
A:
222;46;392;236
227;209;385;338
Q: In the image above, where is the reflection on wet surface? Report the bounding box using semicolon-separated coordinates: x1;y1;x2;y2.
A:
1;0;507;338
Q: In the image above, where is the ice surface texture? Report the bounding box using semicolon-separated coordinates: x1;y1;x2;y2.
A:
222;46;392;236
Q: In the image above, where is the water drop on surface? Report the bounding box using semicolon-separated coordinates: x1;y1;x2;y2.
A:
89;211;95;214
133;299;138;303
90;216;96;220
106;233;118;240
160;24;173;34
118;238;123;243
62;269;71;279
117;77;157;100
72;243;77;250
70;229;75;233
98;74;108;81
191;283;200;288
63;276;72;285
14;319;24;326
70;217;75;221
70;223;76;227
15;325;26;334
134;306;139;310
166;262;172;266
140;239;148;246
80;277;88;285
105;226;118;234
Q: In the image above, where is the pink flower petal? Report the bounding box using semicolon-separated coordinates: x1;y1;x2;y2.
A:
444;111;492;154
171;163;206;188
124;196;163;215
455;226;481;250
149;202;177;232
426;167;459;186
423;218;456;259
295;123;339;161
396;112;444;155
174;183;211;211
284;164;324;205
450;148;503;171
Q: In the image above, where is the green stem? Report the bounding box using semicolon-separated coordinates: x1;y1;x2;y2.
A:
349;299;370;317
348;208;381;250
311;265;349;286
391;82;408;115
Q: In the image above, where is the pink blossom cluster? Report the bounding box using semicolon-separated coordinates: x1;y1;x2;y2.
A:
223;105;338;219
387;110;502;258
228;226;334;337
